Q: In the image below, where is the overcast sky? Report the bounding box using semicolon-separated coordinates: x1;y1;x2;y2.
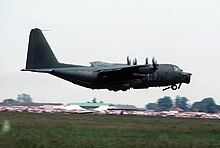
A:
1;0;220;107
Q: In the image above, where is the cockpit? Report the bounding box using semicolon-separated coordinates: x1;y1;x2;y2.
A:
173;66;183;72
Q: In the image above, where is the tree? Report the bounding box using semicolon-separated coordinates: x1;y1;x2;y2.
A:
92;98;97;103
191;97;218;113
3;98;17;104
191;102;202;112
146;103;160;111
17;93;33;103
175;96;189;111
157;96;172;111
201;97;218;113
217;105;220;113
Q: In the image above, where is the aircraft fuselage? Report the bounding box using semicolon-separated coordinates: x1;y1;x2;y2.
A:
48;63;191;91
22;28;191;92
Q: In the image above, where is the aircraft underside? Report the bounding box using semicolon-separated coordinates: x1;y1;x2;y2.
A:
50;69;179;91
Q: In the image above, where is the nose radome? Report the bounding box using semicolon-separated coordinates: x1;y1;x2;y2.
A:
183;73;192;84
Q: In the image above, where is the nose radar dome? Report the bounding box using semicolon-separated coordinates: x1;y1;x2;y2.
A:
183;73;192;84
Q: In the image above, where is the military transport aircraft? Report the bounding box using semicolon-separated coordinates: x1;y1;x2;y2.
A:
21;28;191;91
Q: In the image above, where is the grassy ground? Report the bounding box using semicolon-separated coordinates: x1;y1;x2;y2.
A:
0;112;219;148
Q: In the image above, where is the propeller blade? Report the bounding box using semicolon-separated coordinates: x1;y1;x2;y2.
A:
133;58;137;65
145;58;148;65
152;57;158;69
127;56;131;65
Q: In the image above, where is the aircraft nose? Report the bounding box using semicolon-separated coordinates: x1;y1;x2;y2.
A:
182;72;192;84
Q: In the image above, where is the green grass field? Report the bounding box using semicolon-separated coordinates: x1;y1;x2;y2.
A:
0;112;219;148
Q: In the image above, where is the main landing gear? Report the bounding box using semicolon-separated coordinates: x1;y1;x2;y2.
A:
162;83;182;91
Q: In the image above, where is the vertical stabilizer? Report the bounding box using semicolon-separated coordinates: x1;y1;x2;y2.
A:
25;28;59;69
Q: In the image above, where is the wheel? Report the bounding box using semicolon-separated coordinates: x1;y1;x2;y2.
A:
171;85;177;90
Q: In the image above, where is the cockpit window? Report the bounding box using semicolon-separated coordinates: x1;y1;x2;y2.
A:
174;66;182;72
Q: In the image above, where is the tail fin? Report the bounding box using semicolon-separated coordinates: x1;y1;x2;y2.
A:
25;28;61;70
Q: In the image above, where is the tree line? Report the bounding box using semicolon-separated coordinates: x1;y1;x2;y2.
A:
3;93;33;103
145;96;220;113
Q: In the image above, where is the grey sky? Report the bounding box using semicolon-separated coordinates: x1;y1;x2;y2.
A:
1;0;220;107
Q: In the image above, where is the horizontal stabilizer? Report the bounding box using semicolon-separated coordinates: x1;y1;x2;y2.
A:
21;68;53;73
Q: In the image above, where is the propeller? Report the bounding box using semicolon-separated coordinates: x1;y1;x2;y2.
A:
133;58;137;65
152;57;158;69
127;56;131;65
145;58;148;65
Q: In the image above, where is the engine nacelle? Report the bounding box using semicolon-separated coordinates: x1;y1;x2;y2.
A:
137;66;156;74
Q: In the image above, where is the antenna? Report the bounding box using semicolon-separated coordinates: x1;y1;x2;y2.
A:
41;29;51;32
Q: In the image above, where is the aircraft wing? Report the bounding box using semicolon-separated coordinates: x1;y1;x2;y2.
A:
96;65;145;72
96;64;150;80
90;61;113;67
91;61;146;70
